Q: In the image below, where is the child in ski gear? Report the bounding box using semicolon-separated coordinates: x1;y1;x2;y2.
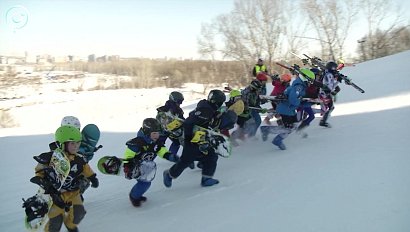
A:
272;69;315;150
252;58;268;77
319;61;340;127
243;79;265;137
163;89;226;188
256;72;269;95
296;68;327;132
156;91;185;157
60;116;102;198
124;118;178;207
31;125;99;232
263;73;292;125
222;89;244;137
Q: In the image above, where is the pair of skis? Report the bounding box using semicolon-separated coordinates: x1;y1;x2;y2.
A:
289;52;365;93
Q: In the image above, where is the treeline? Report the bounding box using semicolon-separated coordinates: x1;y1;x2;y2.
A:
66;59;248;89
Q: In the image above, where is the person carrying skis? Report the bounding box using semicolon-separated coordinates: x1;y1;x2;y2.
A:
31;125;99;232
124;118;179;207
252;58;268;77
296;68;326;132
319;61;340;127
233;79;266;140
272;69;315;150
163;89;226;187
263;73;292;125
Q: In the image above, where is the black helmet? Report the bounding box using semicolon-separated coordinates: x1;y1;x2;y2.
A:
142;118;161;135
207;89;226;108
325;61;338;72
169;91;184;104
250;79;263;90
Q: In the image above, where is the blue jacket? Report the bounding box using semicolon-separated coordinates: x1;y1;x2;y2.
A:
276;77;308;116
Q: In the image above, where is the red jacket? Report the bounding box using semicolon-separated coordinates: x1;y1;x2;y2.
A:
270;80;288;96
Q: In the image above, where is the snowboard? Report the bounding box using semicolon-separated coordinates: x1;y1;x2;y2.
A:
23;148;70;231
79;124;102;162
97;156;157;182
157;111;232;158
191;125;232;158
156;111;184;139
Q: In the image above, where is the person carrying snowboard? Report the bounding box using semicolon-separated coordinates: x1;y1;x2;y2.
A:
31;125;99;232
156;91;194;168
60;116;102;200
163;89;226;187
124;118;179;207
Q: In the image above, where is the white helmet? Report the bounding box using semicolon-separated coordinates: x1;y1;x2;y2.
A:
61;116;81;130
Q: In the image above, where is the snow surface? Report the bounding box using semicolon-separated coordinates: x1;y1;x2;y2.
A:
1;51;410;232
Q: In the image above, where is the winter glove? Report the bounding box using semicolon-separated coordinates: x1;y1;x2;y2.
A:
198;142;210;155
50;193;66;209
88;174;99;188
331;91;338;96
164;152;180;163
123;161;134;180
259;108;268;114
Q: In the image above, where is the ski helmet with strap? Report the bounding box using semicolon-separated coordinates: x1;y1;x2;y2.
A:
61;116;81;130
55;125;82;149
229;89;241;98
142;118;161;135
280;73;292;82
250;79;263;90
325;61;338;72
207;89;226;108
169;91;184;104
299;69;315;82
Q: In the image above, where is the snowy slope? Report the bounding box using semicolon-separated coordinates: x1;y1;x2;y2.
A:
1;51;410;232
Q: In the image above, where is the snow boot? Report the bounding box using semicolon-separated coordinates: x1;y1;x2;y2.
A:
201;177;219;187
297;121;309;131
163;170;173;188
260;126;269;142
196;161;203;169
129;194;143;207
66;227;79;232
272;135;286;150
319;120;331;128
188;161;195;169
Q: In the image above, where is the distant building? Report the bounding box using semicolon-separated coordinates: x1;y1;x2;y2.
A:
88;54;96;62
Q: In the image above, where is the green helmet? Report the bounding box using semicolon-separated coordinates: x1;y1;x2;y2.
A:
55;125;82;145
229;89;241;98
299;69;315;82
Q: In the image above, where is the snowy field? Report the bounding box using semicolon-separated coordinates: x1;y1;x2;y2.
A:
1;50;410;232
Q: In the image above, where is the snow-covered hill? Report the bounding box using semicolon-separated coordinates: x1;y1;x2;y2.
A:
1;51;410;232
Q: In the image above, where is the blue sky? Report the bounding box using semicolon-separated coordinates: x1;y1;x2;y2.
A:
0;0;234;58
1;0;408;59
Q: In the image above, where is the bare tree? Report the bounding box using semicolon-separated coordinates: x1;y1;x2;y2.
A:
282;1;310;60
198;0;287;78
357;0;409;60
301;0;359;60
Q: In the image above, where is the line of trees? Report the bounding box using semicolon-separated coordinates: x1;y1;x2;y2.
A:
198;0;410;74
